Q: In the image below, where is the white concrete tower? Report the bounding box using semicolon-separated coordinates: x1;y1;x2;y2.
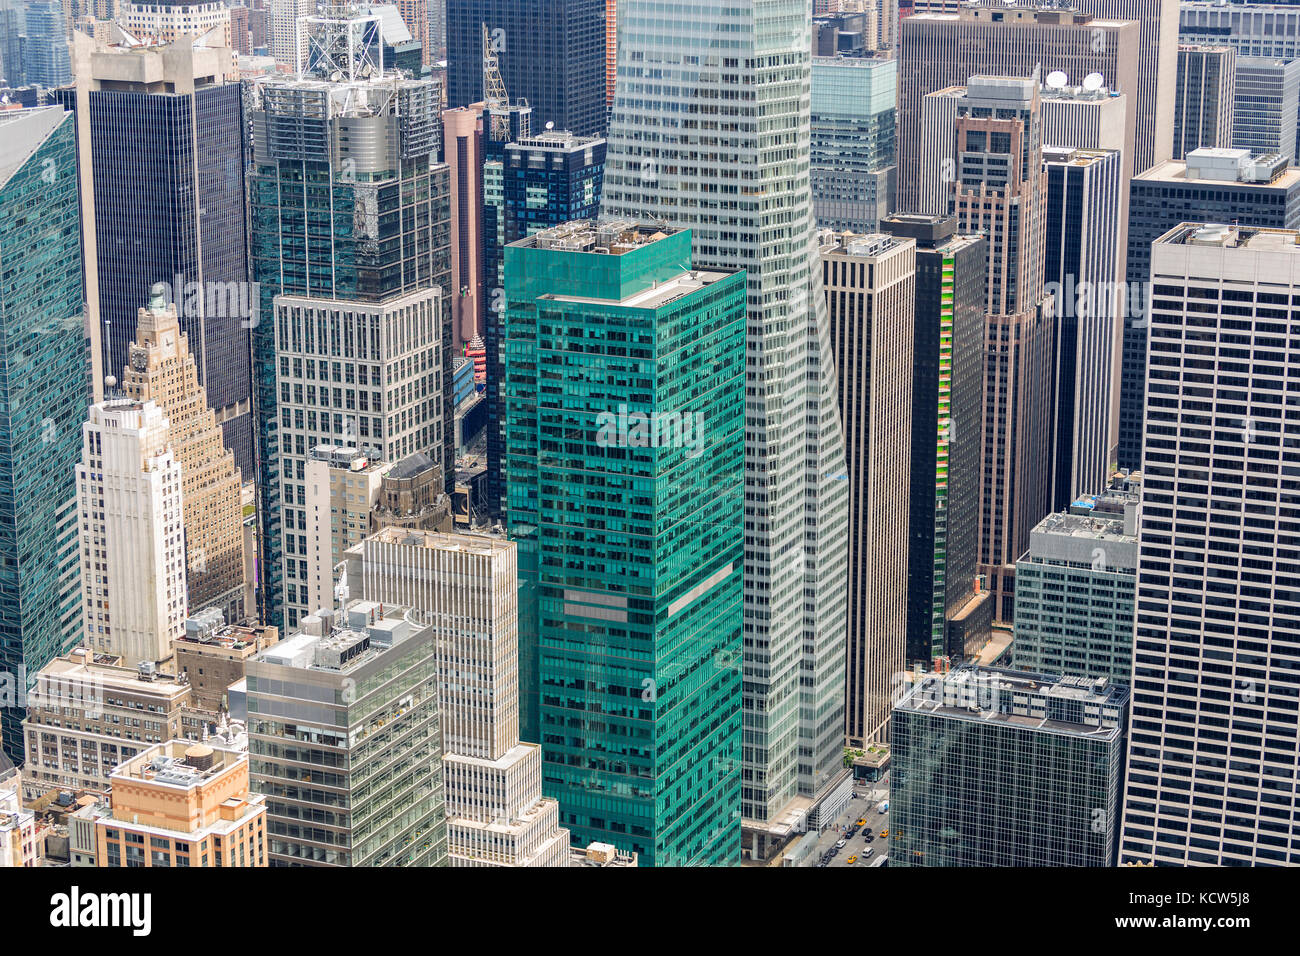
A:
1120;223;1300;866
76;399;187;667
355;528;570;866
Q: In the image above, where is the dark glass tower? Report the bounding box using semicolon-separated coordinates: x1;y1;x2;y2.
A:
0;107;89;762
446;0;606;137
882;214;987;666
485;130;604;517
248;29;450;630
1042;146;1122;511
75;44;254;475
502;133;605;242
892;667;1128;867
479;103;532;295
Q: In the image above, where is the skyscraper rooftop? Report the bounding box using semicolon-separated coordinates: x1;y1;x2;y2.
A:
895;666;1129;740
256;600;420;674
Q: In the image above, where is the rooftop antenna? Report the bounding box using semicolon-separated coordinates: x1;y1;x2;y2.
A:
297;3;385;83
333;564;349;617
482;22;511;141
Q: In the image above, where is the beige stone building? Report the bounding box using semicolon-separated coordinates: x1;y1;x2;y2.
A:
955;78;1056;624
117;0;232;48
570;841;639;867
0;771;38;867
898;7;1140;213
305;445;393;615
370;452;453;534
97;739;266;867
77;399;187;667
821;231;916;746
304;446;454;615
124;297;249;623
22;648;194;799
172;609;279;714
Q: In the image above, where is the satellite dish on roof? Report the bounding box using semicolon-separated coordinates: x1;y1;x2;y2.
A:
1082;72;1104;92
1046;71;1068;90
545;120;554;130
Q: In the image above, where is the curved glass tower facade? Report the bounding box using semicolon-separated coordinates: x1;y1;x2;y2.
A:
0;107;88;762
600;1;851;832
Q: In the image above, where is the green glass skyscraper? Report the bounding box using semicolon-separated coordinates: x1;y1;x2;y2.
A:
0;106;89;763
504;220;745;866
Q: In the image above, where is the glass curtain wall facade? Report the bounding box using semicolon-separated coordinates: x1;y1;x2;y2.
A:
0;0;25;86
810;55;897;233
83;80;254;473
18;1;70;88
1043;147;1123;510
1013;483;1139;685
479;104;529;519
248;75;450;630
0;107;88;762
884;217;986;666
484;131;604;517
892;667;1128;867
503;223;746;866
446;0;607;137
246;604;449;866
601;0;852;829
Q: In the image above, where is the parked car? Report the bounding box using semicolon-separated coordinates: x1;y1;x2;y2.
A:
836;838;847;849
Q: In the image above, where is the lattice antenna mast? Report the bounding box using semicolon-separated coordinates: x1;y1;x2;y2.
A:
297;2;385;83
482;22;511;140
